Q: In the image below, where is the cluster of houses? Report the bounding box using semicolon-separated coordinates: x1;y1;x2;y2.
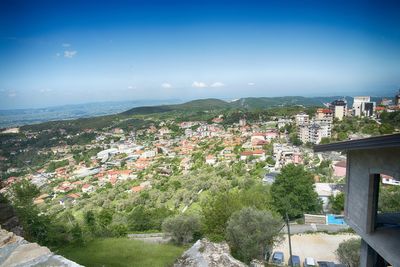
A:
2;93;400;212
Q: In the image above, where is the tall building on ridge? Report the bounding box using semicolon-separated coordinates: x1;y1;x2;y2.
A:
395;90;400;107
330;99;347;121
353;96;375;117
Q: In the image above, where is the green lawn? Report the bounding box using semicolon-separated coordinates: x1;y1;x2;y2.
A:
58;238;186;267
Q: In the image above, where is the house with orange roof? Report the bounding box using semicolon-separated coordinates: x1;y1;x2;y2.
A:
82;183;95;193
131;185;144;193
205;154;217;165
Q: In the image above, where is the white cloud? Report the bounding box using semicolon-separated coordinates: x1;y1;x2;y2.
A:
192;81;207;88
161;82;172;89
64;50;77;58
248;82;255;86
127;85;136;89
62;43;71;47
210;82;225;88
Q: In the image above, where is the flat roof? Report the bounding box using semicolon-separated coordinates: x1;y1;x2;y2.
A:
314;134;400;152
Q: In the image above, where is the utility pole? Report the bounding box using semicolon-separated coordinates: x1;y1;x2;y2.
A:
286;213;293;267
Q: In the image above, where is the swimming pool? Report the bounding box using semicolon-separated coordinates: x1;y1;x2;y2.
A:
327;214;347;225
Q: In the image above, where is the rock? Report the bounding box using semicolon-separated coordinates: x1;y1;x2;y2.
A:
0;243;52;267
174;238;247;267
0;227;83;267
0;201;24;236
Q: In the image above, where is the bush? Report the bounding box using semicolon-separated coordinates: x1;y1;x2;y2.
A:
162;214;201;245
226;207;283;263
335;238;361;267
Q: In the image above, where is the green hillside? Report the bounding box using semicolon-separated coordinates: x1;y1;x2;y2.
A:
121;98;231;115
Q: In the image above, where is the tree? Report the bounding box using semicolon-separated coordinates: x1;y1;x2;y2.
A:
225;207;283;263
378;185;400;213
335;238;361;267
9;180;50;245
11;179;40;205
320;137;331;144
271;164;322;219
329;192;345;214
162;214;201;245
201;185;273;241
289;133;302;146
379;123;395;135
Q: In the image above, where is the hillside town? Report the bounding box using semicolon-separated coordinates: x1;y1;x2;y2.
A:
1;94;400;213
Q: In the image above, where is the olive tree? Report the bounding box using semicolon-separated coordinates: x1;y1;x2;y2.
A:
225;207;283;263
162;214;201;245
335;238;361;267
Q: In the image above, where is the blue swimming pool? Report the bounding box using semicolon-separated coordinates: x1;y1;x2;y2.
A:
327;214;347;225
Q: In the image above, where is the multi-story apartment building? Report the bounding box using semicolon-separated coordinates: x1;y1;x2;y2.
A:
330;99;347;121
295;113;309;126
298;122;331;144
353;96;376;117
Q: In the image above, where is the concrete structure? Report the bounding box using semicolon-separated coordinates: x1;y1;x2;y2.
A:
314;134;400;266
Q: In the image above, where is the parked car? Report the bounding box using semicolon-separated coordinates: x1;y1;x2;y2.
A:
303;257;317;267
271;251;284;265
288;255;301;266
318;261;336;267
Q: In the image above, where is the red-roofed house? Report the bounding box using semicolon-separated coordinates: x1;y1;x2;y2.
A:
205;154;217;165
131;185;144;193
82;183;94;193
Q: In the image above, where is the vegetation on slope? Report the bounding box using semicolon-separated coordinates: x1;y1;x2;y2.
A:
58;238;186;267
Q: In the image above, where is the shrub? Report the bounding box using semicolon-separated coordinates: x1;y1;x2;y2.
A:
162;214;201;245
226;207;283;263
335;238;361;267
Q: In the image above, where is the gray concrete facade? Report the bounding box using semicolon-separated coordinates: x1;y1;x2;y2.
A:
314;135;400;267
345;148;400;266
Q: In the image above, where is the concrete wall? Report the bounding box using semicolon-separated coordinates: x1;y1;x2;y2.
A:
346;147;400;266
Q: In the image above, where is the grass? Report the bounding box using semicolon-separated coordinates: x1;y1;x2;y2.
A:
58;238;186;267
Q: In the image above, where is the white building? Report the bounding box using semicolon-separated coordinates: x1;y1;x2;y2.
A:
298;123;331;144
330;99;347;121
353;96;375;117
295;113;309;126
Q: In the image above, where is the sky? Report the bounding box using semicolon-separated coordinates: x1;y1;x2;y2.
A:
1;0;400;109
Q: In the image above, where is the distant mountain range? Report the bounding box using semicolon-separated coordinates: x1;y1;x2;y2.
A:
0;95;392;128
121;96;388;116
0;99;181;128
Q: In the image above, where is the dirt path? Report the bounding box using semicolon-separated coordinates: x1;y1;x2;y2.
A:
273;233;358;264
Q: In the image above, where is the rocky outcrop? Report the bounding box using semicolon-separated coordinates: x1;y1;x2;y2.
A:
0;200;24;236
0;227;82;267
174;238;247;267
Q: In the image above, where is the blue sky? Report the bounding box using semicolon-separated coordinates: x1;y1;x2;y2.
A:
1;0;400;109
